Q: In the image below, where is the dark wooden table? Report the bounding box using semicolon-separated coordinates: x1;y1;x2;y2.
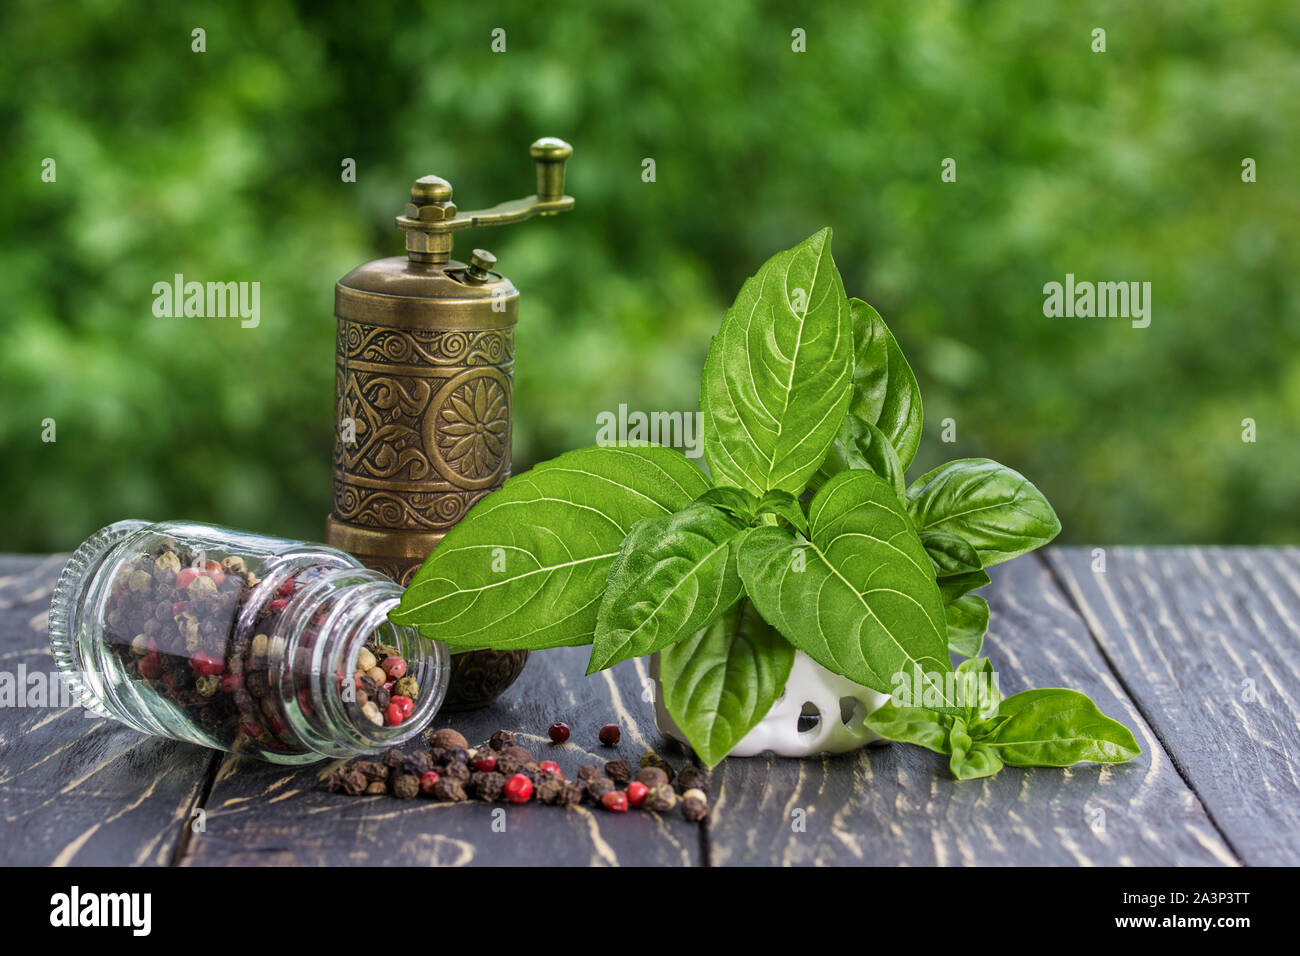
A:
2;548;1297;867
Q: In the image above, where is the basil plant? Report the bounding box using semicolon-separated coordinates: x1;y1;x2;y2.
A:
392;230;1139;774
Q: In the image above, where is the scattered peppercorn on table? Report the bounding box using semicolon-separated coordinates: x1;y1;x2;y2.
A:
3;548;1299;866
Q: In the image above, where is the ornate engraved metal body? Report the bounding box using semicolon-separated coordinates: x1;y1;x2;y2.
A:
326;139;573;708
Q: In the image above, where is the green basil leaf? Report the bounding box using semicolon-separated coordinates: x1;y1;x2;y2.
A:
945;593;990;658
700;228;854;497
864;700;951;754
810;415;906;500
693;486;758;521
391;445;709;650
938;569;991;604
755;489;808;535
843;298;924;470
984;689;1142;766
737;470;956;707
949;719;1005;779
919;529;983;577
906;458;1062;566
587;504;747;673
660;598;796;767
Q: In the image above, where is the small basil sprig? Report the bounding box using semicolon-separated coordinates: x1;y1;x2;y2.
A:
866;659;1141;780
391;228;1134;772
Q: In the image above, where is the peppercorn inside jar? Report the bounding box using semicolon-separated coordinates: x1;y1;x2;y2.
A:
48;520;449;764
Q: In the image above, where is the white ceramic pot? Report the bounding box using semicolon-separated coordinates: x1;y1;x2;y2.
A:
651;649;892;758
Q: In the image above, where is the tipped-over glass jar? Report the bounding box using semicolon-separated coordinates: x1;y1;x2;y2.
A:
48;520;449;764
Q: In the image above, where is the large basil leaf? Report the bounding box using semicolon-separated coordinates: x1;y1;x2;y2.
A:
587;504;746;673
660;598;795;767
391;445;709;649
700;228;854;497
983;689;1141;766
945;593;990;658
843;298;924;470
737;470;956;708
906;458;1061;566
810;415;906;500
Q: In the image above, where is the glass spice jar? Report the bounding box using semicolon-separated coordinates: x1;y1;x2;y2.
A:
48;520;449;764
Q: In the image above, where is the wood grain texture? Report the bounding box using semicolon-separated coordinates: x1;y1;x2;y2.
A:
182;650;706;866
0;556;214;866
1045;547;1300;867
5;548;1297;866
704;553;1239;866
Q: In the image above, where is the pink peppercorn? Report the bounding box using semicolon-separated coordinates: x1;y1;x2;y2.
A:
505;774;533;803
381;657;407;680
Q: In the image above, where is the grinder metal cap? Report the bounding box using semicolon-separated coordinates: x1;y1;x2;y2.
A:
335;138;574;328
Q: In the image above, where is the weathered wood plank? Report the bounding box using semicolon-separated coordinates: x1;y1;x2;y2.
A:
705;552;1239;866
1045;546;1300;867
182;649;705;866
0;555;214;866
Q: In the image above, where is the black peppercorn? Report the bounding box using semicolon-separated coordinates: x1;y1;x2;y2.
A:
351;760;390;783
560;781;585;808
470;771;507;802
535;772;567;805
402;751;434;776
432;777;468;802
636;766;669;789
503;745;535;765
496;754;522;776
381;748;405;768
340;770;368;796
577;764;603;783
605;760;633;785
676;766;706;793
488;729;516;751
441;760;471;783
391;774;420;799
586;777;615;803
639;752;676;783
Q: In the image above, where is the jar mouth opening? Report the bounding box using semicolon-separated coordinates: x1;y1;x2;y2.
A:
332;597;446;748
273;565;448;755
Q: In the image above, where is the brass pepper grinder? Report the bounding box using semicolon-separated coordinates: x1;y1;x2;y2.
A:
327;137;574;709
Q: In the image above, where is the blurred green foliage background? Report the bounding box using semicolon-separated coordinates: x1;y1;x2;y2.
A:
2;0;1298;552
